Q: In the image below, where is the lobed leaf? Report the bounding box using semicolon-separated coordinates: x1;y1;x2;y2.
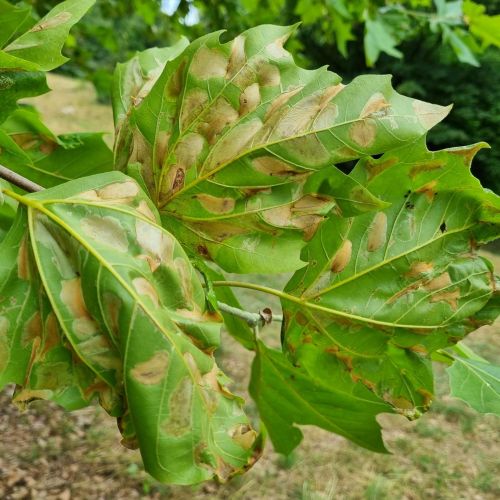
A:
281;139;500;417
1;0;95;71
0;107;113;188
447;356;500;415
0;172;256;484
249;341;392;455
115;25;450;273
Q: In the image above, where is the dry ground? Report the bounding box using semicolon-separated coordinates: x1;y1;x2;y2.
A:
0;75;499;499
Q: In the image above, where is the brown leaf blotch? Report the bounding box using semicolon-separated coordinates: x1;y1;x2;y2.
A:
367;212;387;252
131;351;169;385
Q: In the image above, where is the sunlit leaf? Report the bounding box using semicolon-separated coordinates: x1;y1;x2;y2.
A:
1;0;95;71
0;172;256;484
116;25;450;273
281;139;500;417
0;0;34;49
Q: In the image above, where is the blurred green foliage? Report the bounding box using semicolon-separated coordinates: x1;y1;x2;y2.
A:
14;0;500;191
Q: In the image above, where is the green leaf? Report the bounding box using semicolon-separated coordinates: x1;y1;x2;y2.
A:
0;178;16;240
1;172;256;484
281;139;500;416
1;0;96;71
441;25;480;66
0;0;34;48
464;0;500;49
364;14;403;67
0;71;49;124
120;25;450;273
0;107;112;188
249;341;392;454
112;38;189;129
447;357;500;415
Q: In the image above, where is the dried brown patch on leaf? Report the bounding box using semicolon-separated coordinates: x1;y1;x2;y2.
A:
174;257;194;301
240;83;261;116
409;160;445;178
198;97;239;144
180;88;209;129
226;35;246;79
406;261;434;278
22;311;42;347
167;60;186;98
162;376;193;436
77;335;121;372
366;157;398;180
17;235;30;280
367;212;387;252
155;131;171;169
266;35;289;59
257;63;280;87
425;272;452;291
430;290;460;309
60;278;90;319
42;312;60;357
195;194;236;214
361;92;390;118
29;11;72;32
131;351;169;385
136;220;175;269
252;155;303;177
331;239;352;273
81;216;129;252
97;181;140;201
190;47;228;80
416;180;438;201
132;277;160;307
412;100;450;130
174;132;205;170
103;292;121;339
229;424;257;450
136;201;157;222
292;194;332;213
284;136;330;166
207;119;263;171
264;86;303;122
350;120;376;148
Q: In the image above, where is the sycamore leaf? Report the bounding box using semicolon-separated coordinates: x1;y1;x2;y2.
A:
249;341;392;454
0;0;34;49
0;107;112;188
364;14;403;67
0;172;256;484
281;139;500;417
447;356;500;415
112;38;189;129
0;0;94;124
1;0;95;71
464;0;500;49
0;71;49;125
116;24;450;273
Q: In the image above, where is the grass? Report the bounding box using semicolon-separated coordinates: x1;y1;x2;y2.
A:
0;74;499;499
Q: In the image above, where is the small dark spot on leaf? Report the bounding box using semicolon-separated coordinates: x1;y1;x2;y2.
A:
404;190;411;198
440;222;447;233
405;202;414;209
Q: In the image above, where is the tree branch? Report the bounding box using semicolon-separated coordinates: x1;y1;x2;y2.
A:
217;301;282;328
0;164;43;193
